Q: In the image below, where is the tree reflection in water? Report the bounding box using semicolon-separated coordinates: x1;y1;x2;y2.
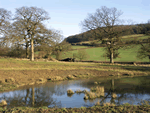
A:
0;76;150;108
0;83;67;108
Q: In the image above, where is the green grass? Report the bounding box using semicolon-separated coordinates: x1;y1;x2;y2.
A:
60;34;149;62
121;35;150;42
74;34;149;45
60;44;149;62
71;46;89;49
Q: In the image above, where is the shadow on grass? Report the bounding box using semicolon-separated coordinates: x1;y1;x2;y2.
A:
100;64;150;72
121;66;150;72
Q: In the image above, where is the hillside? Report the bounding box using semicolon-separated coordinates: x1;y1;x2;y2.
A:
64;23;150;44
59;34;150;62
70;34;150;47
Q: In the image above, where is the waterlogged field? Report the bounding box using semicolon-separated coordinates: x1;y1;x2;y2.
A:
0;58;150;112
1;76;150;112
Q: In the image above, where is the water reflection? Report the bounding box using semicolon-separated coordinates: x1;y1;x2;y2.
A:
0;76;150;108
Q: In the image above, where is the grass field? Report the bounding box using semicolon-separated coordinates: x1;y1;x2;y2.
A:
0;58;150;112
61;44;149;62
71;46;89;49
58;34;150;62
0;34;150;112
35;34;149;62
74;34;149;44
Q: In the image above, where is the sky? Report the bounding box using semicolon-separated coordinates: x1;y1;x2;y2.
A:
0;0;150;40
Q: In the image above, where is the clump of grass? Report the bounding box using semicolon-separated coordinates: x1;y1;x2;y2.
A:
94;82;98;85
83;89;88;93
96;92;105;97
123;103;131;106
75;89;82;93
102;102;116;106
75;89;88;94
66;75;75;80
36;78;47;84
84;94;88;100
47;76;64;81
90;86;104;93
111;93;117;98
86;91;97;99
67;89;74;94
84;86;105;99
0;99;7;108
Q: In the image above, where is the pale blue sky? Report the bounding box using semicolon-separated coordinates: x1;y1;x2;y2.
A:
0;0;150;39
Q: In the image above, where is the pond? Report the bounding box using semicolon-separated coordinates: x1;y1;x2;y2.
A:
0;76;150;108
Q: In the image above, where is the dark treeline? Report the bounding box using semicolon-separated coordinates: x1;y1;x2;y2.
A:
64;23;150;44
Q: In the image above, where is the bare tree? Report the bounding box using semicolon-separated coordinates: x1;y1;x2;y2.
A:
74;49;89;61
35;28;63;59
0;8;11;35
136;20;150;62
53;41;71;60
80;6;131;63
14;6;50;61
7;21;30;58
137;43;150;62
0;8;12;48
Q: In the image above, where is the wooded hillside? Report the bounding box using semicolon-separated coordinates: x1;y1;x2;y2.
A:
64;23;150;44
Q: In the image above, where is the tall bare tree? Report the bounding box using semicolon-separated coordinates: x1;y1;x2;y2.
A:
0;8;11;35
81;6;131;63
0;8;12;48
35;28;63;59
8;21;30;58
14;6;50;61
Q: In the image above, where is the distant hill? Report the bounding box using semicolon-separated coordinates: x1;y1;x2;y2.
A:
64;23;150;44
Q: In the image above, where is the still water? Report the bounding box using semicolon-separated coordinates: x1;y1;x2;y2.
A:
0;76;150;108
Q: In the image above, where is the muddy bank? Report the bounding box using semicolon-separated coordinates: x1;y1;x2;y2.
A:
0;69;149;93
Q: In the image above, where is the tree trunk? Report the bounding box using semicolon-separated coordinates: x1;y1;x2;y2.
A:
26;41;29;59
30;38;34;61
25;89;29;104
56;50;60;60
110;49;114;63
32;87;35;107
111;79;114;92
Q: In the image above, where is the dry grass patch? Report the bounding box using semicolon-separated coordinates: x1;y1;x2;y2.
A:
95;101;100;106
90;86;104;93
84;94;89;100
111;93;117;98
75;89;82;93
35;78;47;84
66;75;75;80
102;102;116;106
47;76;64;81
0;99;7;108
67;89;74;94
